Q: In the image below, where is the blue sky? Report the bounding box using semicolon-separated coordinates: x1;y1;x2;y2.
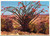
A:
1;1;49;15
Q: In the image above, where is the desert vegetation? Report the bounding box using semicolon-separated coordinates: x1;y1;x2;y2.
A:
1;1;49;35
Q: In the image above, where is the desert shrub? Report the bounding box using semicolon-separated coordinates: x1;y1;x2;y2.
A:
1;1;49;34
1;18;14;31
28;22;49;34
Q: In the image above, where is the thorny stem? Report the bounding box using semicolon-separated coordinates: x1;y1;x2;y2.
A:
29;11;43;24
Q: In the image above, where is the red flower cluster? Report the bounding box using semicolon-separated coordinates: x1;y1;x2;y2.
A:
43;12;45;13
6;7;11;8
13;13;14;14
38;1;40;3
28;16;31;18
4;8;5;10
42;8;44;10
19;14;20;15
24;14;26;16
36;1;40;4
23;5;27;7
38;3;41;6
3;15;5;17
1;9;3;11
32;8;36;12
12;9;14;11
18;2;21;6
39;14;40;15
20;7;24;9
46;10;48;12
33;1;36;2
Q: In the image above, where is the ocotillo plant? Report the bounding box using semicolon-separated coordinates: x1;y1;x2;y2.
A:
1;1;49;31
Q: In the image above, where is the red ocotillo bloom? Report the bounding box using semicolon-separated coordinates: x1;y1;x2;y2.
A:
4;8;5;10
18;2;21;6
33;1;36;2
43;12;45;13
23;5;27;7
6;7;11;8
38;3;41;6
13;13;14;14
1;9;3;11
42;8;44;10
12;9;14;11
19;14;20;15
28;16;31;18
24;14;26;16
20;7;24;9
39;14;40;15
32;8;36;12
46;10;48;12
38;1;40;3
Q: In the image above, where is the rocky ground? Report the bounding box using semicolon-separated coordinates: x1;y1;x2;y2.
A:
1;15;49;35
1;30;48;35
